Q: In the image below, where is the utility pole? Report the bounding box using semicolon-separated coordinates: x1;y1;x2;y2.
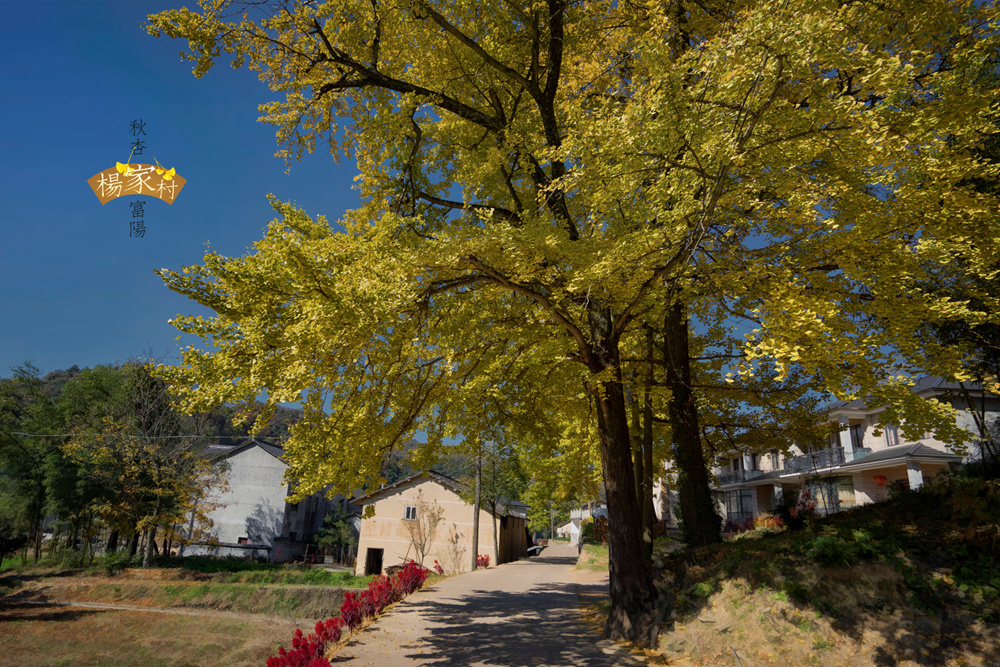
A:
471;451;481;570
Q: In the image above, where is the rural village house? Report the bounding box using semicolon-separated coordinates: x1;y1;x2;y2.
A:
556;501;608;546
185;438;360;563
711;377;998;527
354;471;529;576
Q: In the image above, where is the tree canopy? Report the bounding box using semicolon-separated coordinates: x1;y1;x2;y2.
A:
149;0;1000;643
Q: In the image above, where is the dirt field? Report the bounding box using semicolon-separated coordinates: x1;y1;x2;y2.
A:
0;603;298;667
0;565;355;666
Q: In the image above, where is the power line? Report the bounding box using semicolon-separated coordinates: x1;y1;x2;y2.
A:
1;431;219;440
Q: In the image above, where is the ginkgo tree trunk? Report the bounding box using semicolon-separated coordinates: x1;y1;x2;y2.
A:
149;0;1000;645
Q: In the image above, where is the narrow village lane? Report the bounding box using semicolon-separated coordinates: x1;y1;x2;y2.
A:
331;544;644;666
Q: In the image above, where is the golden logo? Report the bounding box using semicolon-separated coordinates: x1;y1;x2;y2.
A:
88;160;186;205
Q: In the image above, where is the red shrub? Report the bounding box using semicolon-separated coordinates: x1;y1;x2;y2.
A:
267;559;429;666
315;617;343;644
476;554;491;568
340;591;363;631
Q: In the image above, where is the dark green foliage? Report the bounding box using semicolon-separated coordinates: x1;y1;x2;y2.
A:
1;361;305;570
94;551;144;574
315;504;357;562
581;521;596;545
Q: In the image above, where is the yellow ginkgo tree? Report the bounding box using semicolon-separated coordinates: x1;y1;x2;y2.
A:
149;0;1000;643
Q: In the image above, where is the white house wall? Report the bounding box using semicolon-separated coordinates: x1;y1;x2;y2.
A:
192;445;289;559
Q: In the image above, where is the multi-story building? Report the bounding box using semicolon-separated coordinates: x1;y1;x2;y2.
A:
714;377;997;528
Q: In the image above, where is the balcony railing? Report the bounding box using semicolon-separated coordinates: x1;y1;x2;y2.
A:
852;447;873;461
784;446;874;473
717;469;764;486
784;447;846;473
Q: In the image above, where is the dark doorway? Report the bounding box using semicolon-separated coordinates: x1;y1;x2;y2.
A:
365;548;384;575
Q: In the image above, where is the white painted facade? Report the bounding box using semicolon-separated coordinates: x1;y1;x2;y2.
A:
187;439;353;562
711;378;997;527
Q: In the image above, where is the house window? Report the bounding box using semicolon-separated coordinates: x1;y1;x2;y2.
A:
850;424;865;449
724;489;753;528
749;453;759;471
731;457;744;472
770;449;780;469
404;505;417;521
883;424;899;447
806;476;856;516
237;537;249;545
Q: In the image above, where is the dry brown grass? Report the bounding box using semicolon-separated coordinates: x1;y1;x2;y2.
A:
0;604;298;666
4;569;347;619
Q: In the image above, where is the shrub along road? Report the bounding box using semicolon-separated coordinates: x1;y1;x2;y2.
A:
332;543;641;666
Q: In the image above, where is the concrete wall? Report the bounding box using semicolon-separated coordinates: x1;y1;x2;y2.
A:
189;445;289;560
188;445;339;563
852;462;950;506
356;477;504;575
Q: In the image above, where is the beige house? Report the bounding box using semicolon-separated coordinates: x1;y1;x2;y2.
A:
354;471;528;576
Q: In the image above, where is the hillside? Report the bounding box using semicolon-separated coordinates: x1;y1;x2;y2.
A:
645;466;1000;666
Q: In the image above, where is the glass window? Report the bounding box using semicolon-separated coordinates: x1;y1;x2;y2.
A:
850;424;865;449
806;476;856;515
724;489;754;525
404;505;417;521
883;424;899;447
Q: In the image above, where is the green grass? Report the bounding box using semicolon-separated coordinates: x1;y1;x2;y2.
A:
2;551;371;588
220;567;370;587
575;543;610;571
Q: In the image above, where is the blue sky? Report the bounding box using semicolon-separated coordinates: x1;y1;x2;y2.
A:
0;1;360;377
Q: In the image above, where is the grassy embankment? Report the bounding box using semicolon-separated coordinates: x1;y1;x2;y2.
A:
0;554;374;665
2;554;371;617
580;468;1000;666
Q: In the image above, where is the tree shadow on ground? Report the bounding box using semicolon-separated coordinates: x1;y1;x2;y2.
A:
658;556;1000;667
349;572;637;666
0;601;104;623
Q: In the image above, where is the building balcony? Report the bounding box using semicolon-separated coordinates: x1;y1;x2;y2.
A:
784;446;874;474
784;447;846;473
717;469;765;486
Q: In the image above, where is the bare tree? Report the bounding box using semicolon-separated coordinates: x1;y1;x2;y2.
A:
402;490;443;567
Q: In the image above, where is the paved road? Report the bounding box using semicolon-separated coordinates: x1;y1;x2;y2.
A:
331;543;643;666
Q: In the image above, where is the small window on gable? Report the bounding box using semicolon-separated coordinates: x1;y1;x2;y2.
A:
237;537;249;545
404;505;417;521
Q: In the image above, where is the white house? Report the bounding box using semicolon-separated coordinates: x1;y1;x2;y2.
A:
186;438;358;562
713;377;997;527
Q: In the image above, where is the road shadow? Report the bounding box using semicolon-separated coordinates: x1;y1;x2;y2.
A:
376;579;637;667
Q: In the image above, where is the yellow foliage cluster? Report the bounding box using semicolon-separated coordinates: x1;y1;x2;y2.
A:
148;0;1000;500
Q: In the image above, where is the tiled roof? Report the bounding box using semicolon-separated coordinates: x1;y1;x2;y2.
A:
839;442;962;468
213;438;285;462
354;470;528;517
